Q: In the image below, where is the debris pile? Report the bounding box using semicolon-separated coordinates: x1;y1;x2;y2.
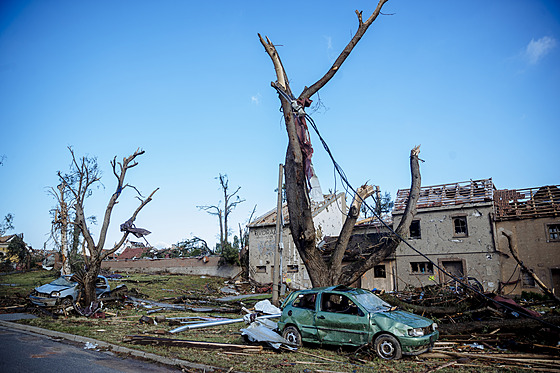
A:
378;278;560;359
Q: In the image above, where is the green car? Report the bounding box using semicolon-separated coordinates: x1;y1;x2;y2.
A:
278;286;438;360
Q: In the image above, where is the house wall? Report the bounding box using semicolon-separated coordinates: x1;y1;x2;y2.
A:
392;202;500;292
101;256;240;278
360;260;396;291
496;217;560;296
248;194;347;290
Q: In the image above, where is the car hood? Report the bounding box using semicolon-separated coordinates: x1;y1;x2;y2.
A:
372;310;433;328
35;284;73;294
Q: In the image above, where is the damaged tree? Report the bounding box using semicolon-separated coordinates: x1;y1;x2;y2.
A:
198;174;244;254
59;148;158;305
260;0;421;287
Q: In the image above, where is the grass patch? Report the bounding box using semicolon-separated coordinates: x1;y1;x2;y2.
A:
5;270;526;372
0;269;58;298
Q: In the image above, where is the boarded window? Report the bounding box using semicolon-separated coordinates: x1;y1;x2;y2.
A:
410;220;421;239
521;270;536;287
411;262;433;274
548;224;560;241
453;216;468;237
374;265;386;278
287;265;299;273
256;266;267;273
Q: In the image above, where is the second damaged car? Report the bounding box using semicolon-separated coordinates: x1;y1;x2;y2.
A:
29;275;110;307
278;286;438;360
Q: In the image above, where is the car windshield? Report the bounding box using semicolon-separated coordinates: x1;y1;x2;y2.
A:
354;292;392;313
50;276;76;287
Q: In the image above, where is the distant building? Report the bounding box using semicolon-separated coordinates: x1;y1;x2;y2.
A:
115;241;151;260
247;193;347;289
0;234;28;267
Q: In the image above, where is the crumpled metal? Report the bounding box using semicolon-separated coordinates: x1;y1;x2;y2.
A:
120;218;151;238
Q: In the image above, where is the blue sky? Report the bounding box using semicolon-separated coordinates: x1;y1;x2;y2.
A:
1;0;559;251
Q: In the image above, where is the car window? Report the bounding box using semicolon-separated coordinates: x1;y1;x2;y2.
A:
293;293;317;310
50;277;77;286
354;292;391;312
321;293;363;316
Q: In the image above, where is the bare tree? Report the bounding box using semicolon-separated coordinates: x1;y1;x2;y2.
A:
259;0;422;287
59;148;157;305
198;174;244;250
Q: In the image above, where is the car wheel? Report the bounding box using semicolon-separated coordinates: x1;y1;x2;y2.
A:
60;297;73;307
373;334;402;360
282;326;302;347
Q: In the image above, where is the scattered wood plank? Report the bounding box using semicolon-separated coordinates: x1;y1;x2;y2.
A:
433;350;560;370
123;335;263;353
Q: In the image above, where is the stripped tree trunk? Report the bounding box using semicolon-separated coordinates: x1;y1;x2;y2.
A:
260;0;422;287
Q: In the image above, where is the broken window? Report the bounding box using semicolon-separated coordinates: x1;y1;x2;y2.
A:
410;262;434;274
548;224;560;241
453;216;468;237
521;270;536;287
321;293;362;315
293;292;316;310
287;265;299;273
373;265;386;278
256;266;267;273
409;220;421;239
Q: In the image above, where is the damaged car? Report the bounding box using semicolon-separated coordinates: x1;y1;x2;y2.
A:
278;286;438;360
29;275;110;307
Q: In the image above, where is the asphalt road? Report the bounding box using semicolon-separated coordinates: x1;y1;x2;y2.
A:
0;325;183;373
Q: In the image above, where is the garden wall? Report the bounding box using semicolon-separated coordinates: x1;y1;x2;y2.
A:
101;256;241;278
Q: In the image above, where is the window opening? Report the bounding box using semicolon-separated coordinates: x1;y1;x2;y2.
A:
453;216;468;237
287;265;299;273
410;262;433;274
373;265;386;278
548;224;560;241
410;220;421;239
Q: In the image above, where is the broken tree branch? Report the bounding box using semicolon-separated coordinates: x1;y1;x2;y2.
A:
500;228;560;305
299;0;389;101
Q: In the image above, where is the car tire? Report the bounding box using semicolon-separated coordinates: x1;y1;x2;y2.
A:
60;297;73;307
282;326;302;347
373;334;402;360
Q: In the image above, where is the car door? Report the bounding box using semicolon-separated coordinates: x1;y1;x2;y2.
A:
288;292;320;342
315;292;370;346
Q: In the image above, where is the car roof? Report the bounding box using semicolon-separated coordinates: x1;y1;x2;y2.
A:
293;285;371;295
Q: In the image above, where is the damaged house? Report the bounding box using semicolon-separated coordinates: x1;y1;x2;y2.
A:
392;179;500;292
247;191;347;290
248;177;559;298
494;185;560;296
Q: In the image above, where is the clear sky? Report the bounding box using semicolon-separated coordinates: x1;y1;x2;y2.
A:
1;0;559;252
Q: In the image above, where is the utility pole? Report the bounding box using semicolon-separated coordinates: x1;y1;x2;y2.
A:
272;164;284;306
